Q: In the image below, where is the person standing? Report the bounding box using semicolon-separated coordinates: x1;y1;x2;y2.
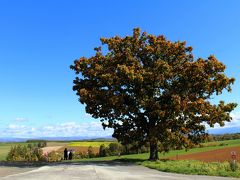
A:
64;148;68;160
69;150;73;160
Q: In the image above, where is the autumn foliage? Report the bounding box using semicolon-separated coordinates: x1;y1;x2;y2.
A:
70;28;237;160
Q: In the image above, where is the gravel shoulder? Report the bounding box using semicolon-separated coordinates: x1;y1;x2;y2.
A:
0;166;36;177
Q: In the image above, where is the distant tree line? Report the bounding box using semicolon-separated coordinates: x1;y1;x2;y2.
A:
207;133;240;141
25;140;47;148
72;142;150;159
98;142;149;157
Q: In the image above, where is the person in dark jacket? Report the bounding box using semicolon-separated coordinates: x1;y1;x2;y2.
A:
64;148;68;160
69;150;73;160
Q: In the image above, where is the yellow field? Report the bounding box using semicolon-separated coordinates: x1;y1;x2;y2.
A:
68;141;112;147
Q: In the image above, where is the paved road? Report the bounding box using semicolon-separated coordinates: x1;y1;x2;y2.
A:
0;161;237;180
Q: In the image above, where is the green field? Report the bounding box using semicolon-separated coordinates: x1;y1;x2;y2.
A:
0;142;28;161
203;139;240;147
65;139;240;163
1;139;239;161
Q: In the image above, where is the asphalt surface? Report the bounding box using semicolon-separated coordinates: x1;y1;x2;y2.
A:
0;161;238;180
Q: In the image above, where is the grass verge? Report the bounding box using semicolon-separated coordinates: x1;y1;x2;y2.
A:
141;160;240;178
67;156;240;178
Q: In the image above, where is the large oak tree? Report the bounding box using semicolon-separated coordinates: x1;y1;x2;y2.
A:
70;28;237;160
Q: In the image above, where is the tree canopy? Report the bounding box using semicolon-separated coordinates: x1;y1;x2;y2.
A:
70;28;237;160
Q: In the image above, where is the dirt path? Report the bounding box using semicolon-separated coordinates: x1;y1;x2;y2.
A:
41;146;63;154
170;146;240;162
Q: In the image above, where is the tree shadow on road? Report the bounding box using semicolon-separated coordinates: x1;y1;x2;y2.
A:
54;159;145;167
0;161;48;168
0;158;146;169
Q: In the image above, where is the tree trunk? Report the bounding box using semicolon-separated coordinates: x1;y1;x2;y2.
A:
149;141;158;161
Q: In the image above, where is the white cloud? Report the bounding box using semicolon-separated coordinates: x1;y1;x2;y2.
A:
4;112;238;138
206;112;240;130
40;121;112;137
1;121;113;138
15;117;29;122
83;113;92;119
3;124;36;137
228;112;240;127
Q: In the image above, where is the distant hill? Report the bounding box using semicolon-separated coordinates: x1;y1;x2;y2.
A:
0;137;29;142
0;136;114;142
207;126;240;134
1;127;239;142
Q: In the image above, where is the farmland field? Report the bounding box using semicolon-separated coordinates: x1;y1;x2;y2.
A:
0;139;239;162
73;139;240;162
0;142;28;161
46;141;69;147
68;141;112;147
170;146;240;162
203;139;240;147
0;141;114;161
0;144;10;161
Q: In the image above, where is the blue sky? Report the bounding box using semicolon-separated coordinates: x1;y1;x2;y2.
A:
0;0;239;138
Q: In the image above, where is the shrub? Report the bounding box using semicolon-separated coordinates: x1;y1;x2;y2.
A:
108;143;122;156
6;144;45;162
78;151;88;159
140;145;149;153
47;151;62;162
6;145;28;161
219;143;228;146
229;160;238;172
99;144;107;157
88;146;95;158
37;141;47;148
